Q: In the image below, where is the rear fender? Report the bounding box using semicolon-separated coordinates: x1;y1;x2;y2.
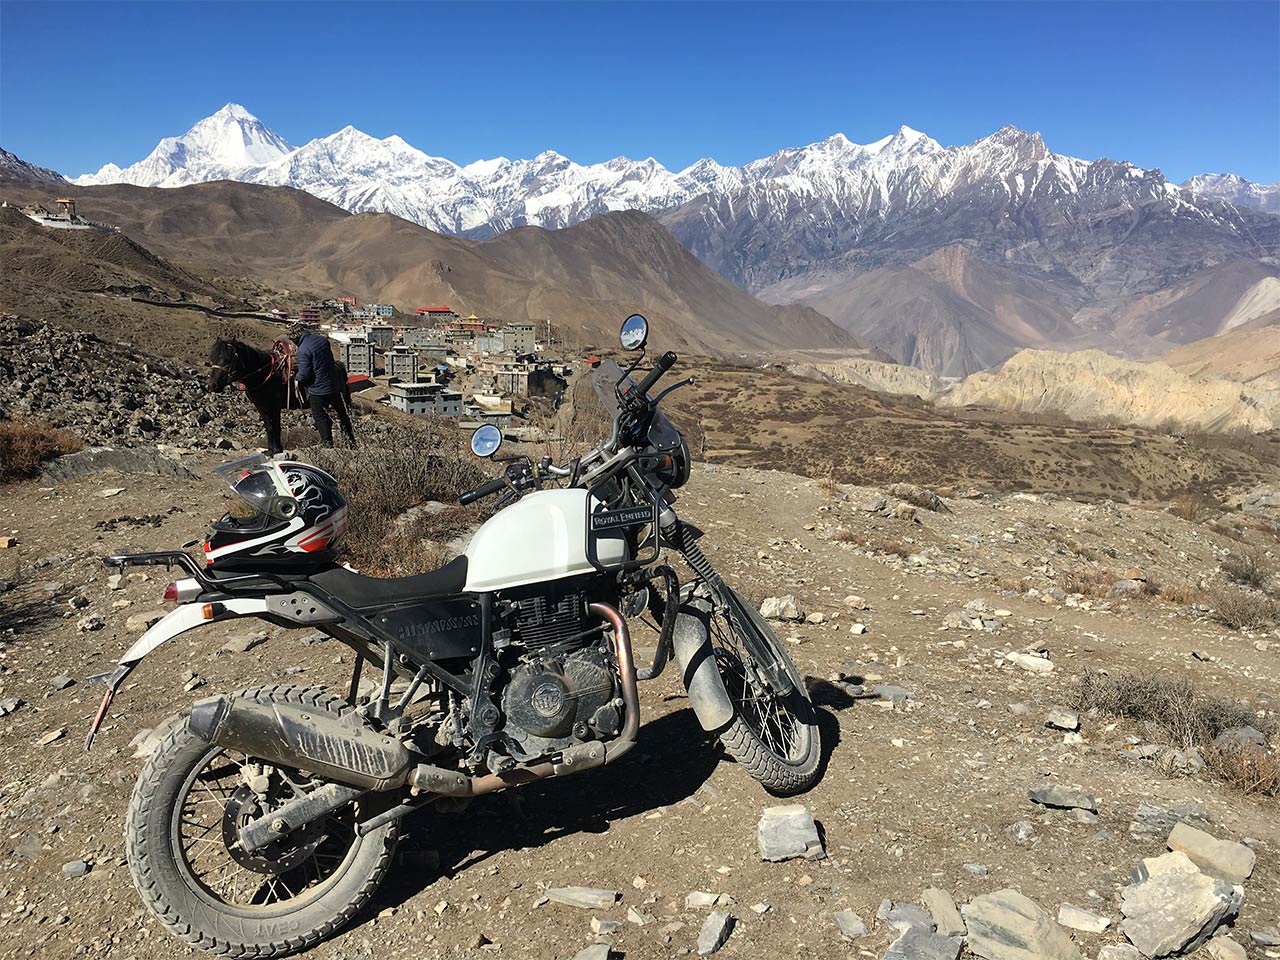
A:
83;598;269;750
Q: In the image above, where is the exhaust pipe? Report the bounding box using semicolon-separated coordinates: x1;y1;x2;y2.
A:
188;694;415;792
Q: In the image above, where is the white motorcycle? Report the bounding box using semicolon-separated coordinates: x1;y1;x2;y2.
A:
87;313;822;957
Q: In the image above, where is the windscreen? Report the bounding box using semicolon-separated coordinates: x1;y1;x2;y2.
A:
589;359;686;456
211;455;287;517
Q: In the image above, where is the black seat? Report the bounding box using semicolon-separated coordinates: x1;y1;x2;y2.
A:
309;555;469;609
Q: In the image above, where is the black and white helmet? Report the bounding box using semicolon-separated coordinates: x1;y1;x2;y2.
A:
205;455;348;569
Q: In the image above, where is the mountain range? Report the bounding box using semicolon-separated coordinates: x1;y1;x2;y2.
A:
5;104;1278;375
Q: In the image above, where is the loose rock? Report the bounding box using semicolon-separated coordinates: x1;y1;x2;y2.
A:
834;909;868;939
1056;903;1110;933
1166;822;1256;883
546;887;619;909
696;910;734;956
757;804;825;862
885;927;963;960
1119;851;1242;958
921;888;965;938
760;595;805;621
966;888;1083;960
1028;784;1097;813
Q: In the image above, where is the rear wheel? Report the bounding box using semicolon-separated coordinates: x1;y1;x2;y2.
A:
708;591;821;795
126;685;398;957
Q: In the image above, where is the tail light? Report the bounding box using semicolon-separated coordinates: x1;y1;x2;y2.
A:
162;582;180;604
162;578;201;605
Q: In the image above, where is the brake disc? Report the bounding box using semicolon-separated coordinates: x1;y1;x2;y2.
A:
221;785;326;875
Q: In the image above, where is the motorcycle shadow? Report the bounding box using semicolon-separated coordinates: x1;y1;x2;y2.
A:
370;707;722;911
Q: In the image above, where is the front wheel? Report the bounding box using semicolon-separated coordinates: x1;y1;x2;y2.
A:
708;590;822;795
125;685;399;957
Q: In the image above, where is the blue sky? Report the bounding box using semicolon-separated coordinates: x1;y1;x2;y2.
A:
2;1;1277;183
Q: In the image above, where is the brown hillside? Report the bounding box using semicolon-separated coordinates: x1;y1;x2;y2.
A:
0;179;853;356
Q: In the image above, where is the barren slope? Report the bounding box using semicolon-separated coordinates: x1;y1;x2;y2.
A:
0;179;852;356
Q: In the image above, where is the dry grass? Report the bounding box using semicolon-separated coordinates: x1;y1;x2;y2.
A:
0;419;82;483
816;475;841;499
1060;567;1118;598
304;420;489;576
1169;492;1218;523
832;528;913;558
1205;584;1278;630
1205;743;1280;798
1221;547;1271;590
1074;670;1262;748
1159;581;1206;605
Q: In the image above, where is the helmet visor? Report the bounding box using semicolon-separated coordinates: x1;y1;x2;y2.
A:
212;455;296;521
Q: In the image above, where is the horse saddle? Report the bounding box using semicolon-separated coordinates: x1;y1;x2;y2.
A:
271;338;298;378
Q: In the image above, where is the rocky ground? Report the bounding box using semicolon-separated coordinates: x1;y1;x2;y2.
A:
0;448;1278;960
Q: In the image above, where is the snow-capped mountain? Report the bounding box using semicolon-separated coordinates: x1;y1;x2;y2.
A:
76;103;294;187
0;147;68;184
1182;173;1280;213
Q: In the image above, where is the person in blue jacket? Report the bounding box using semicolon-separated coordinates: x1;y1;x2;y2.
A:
288;323;356;448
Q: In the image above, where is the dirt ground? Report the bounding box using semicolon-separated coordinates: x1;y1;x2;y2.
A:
1;457;1278;960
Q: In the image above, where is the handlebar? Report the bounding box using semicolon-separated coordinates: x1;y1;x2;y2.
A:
459;475;508;506
632;351;678;399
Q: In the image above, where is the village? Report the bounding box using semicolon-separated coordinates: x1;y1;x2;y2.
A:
273;299;578;439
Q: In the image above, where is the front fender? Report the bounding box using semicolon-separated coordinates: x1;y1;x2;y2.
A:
83;598;269;750
671;594;734;732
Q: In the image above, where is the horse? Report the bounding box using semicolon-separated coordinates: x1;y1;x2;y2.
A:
208;336;352;455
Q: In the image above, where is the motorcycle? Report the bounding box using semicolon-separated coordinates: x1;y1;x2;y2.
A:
86;313;822;957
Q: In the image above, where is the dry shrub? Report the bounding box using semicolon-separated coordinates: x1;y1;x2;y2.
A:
1159;582;1206;605
1074;670;1261;748
1205;584;1278;630
1061;567;1117;598
833;528;912;558
1169;492;1218;523
282;425;321;448
1221;547;1270;590
304;421;489;576
816;475;841;498
1205;744;1280;798
0;420;82;483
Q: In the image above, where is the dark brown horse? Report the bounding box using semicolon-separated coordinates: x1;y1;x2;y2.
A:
208;337;351;455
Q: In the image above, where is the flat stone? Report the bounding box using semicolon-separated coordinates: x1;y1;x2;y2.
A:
878;899;936;935
1097;947;1142;960
1212;725;1267;752
37;728;67;746
885;927;963;960
1044;707;1079;731
545;887;619;909
61;859;89;878
49;675;75;690
834;909;868;939
963;863;989;877
0;696;25;716
1119;851;1242;958
1056;903;1110;933
220;632;267;654
1007;820;1036;844
696;910;734;955
1129;800;1212;840
1007;652;1054;674
1249;927;1280;947
757;804;825;861
875;684;912;704
571;946;612;960
1166;822;1256;883
921;888;965;938
1028;784;1097;813
590;917;623;935
125;609;166;632
966;888;1083;960
1206;937;1247;960
627;906;652;926
685;891;727;909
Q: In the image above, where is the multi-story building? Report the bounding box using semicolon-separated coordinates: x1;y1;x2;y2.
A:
401;328;445;349
505;322;537;356
472;331;506;354
299;305;323;324
386;348;420;382
366;303;395;317
388;382;463;417
341;339;375;377
415;305;458;323
366;325;395;348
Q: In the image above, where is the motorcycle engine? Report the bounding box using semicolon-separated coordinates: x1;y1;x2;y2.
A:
500;647;620;760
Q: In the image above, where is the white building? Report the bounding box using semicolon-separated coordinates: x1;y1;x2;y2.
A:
389;382;463;417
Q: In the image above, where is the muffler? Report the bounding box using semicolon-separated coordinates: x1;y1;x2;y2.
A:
188;694;414;791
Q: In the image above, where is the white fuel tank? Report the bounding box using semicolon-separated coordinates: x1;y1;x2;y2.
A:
462;488;629;592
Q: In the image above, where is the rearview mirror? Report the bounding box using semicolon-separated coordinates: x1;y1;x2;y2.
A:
620;314;648;351
470;424;503;458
